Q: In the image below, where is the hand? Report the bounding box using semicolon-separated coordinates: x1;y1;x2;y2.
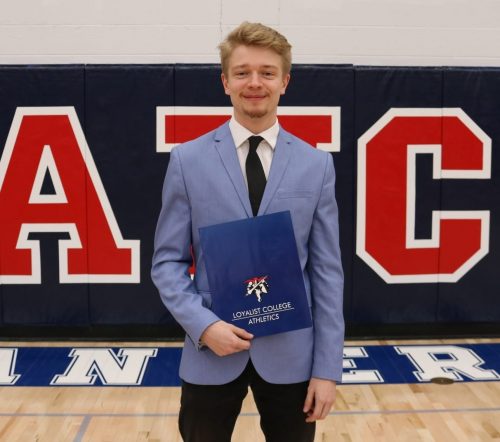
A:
200;320;253;356
303;377;336;422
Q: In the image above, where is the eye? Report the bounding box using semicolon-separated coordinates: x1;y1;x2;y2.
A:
263;72;275;78
234;71;247;78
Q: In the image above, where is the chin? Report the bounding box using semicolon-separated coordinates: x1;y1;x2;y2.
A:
244;109;268;119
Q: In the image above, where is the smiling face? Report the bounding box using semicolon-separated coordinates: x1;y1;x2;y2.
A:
221;45;290;133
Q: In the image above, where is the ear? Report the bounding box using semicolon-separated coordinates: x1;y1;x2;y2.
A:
221;73;230;96
280;73;290;95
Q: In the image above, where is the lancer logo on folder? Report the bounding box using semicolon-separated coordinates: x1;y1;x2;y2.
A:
245;276;269;302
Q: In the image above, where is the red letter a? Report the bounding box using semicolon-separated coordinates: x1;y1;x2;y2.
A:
0;107;140;284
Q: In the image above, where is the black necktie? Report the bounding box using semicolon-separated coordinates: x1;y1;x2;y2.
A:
246;135;266;216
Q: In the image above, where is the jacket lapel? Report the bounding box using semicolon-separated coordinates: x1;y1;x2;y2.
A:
214;123;253;217
258;128;292;215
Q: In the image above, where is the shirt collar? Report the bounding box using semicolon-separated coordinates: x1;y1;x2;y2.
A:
229;117;280;150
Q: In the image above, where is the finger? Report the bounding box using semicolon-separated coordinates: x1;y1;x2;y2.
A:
303;389;314;414
232;326;254;340
234;337;251;351
307;398;324;423
319;401;331;419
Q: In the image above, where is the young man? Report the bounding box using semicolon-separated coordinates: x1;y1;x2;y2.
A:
152;22;344;442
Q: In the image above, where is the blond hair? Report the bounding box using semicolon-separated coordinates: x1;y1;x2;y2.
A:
218;22;292;75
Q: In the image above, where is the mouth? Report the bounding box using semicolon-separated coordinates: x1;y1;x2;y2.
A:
243;95;267;102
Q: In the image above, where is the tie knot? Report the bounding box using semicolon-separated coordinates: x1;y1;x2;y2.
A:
248;135;264;152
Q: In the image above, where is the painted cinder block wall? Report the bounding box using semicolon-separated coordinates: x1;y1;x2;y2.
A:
1;0;499;66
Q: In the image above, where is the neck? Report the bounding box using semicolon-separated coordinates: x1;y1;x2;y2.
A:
233;112;277;134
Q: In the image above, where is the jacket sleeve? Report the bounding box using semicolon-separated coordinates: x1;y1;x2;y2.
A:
151;147;220;346
307;152;345;382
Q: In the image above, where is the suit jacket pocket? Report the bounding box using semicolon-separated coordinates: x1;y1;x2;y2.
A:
276;189;314;199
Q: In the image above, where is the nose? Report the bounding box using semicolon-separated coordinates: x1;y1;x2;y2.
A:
248;71;262;87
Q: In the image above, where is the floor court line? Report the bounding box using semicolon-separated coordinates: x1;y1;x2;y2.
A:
2;406;500;419
73;415;91;442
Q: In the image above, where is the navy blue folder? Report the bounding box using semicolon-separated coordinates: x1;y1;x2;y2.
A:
199;211;312;337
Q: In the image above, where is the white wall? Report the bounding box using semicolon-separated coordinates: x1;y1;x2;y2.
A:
0;0;499;66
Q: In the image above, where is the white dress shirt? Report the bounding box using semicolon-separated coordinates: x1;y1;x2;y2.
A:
228;117;279;188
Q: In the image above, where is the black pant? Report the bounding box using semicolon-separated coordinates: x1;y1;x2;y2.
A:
179;360;315;442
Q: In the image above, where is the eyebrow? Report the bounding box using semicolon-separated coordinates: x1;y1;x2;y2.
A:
231;64;279;70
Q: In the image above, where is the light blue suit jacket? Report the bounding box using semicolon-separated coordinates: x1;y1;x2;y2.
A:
152;122;344;385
